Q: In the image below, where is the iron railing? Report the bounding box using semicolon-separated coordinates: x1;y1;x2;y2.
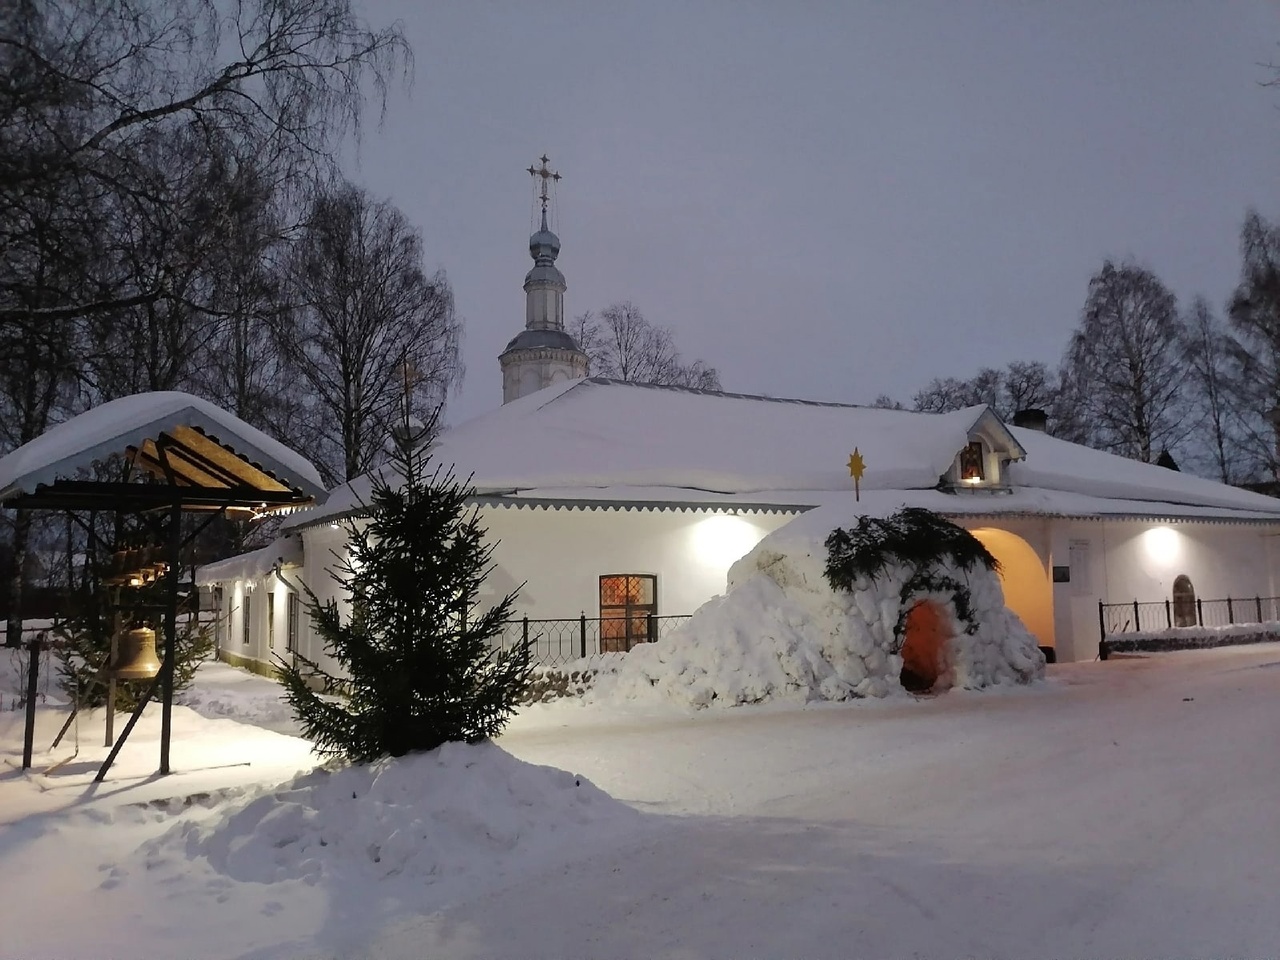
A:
1099;596;1280;638
1098;596;1280;660
492;614;692;667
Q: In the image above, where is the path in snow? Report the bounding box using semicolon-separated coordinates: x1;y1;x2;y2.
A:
2;647;1278;959
374;648;1280;959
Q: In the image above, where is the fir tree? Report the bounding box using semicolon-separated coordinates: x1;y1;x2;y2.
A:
276;415;530;762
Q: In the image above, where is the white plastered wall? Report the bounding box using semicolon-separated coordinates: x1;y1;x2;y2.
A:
217;566;302;671
293;505;795;671
1044;518;1280;662
476;505;794;620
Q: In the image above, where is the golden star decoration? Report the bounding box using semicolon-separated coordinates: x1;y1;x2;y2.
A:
847;449;866;481
848;448;866;502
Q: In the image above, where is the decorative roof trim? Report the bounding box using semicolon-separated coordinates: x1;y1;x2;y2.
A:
469;495;810;515
289;494;810;530
940;510;1280;526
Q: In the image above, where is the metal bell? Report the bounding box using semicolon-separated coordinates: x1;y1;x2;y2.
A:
110;626;161;680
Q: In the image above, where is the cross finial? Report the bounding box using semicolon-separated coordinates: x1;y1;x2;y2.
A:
527;154;561;214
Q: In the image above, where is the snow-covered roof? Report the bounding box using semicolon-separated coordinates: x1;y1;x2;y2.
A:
285;378;1280;529
195;535;302;586
0;392;326;502
290;379;1016;527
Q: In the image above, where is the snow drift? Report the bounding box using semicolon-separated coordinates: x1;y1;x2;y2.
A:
595;505;1045;707
142;741;640;885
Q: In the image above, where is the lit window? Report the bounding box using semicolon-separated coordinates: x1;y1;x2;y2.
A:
960;442;985;482
599;574;657;653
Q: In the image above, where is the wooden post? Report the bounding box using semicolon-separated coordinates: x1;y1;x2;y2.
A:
21;631;39;769
159;499;182;775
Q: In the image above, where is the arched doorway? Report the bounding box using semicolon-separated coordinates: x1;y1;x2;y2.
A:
968;527;1054;653
1172;575;1196;627
900;600;953;692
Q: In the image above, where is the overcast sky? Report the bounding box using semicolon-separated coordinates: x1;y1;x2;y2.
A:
347;1;1280;425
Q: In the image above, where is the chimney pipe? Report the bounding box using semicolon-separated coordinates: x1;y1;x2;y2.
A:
1011;408;1048;432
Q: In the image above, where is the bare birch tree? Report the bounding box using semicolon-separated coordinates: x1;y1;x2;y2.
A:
1181;296;1245;483
909;361;1062;426
280;182;463;486
1061;260;1189;463
0;0;411;642
571;301;722;390
1227;209;1280;481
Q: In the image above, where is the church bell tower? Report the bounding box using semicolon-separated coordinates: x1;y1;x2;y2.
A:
499;155;589;404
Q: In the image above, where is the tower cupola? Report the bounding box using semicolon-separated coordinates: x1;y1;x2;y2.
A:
499;155;589;403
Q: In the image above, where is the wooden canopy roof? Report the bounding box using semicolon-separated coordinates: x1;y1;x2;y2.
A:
0;392;326;514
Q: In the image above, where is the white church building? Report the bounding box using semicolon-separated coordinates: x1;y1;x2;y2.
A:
197;163;1280;674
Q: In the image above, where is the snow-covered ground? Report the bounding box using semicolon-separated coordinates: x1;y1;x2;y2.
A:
3;647;1280;959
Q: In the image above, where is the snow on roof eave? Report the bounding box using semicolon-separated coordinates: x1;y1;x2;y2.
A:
0;392;327;502
194;535;302;586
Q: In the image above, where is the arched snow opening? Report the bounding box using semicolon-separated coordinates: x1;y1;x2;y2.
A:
899;600;954;693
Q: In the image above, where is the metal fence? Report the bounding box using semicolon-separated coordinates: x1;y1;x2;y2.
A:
492;614;692;667
1099;596;1280;638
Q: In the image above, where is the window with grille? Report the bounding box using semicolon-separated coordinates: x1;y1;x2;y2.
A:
242;592;251;646
599;574;657;653
287;593;300;653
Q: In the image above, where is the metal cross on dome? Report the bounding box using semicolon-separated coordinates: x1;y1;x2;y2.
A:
527;154;561;212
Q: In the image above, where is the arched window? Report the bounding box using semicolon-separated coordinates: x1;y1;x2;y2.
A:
1172;575;1197;628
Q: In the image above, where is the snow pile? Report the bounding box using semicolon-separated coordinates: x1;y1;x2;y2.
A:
142;740;639;885
1105;620;1280;653
594;505;1044;708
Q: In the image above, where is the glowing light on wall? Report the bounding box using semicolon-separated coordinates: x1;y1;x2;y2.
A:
1143;526;1181;564
692;514;764;567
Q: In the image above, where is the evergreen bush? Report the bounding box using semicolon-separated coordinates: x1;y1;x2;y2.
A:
277;421;531;763
824;507;999;652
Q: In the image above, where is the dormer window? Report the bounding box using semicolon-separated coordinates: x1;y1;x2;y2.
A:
960;442;985;482
942;408;1026;494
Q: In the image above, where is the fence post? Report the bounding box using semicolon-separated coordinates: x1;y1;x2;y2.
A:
1097;600;1106;640
1227;597;1234;624
1165;598;1171;629
647;614;657;644
1196;597;1203;627
579;613;587;660
1133;599;1140;631
522;616;529;650
1257;596;1263;623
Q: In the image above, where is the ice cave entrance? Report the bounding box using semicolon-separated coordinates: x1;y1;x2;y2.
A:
899;600;953;693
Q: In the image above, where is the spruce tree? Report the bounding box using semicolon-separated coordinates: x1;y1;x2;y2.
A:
277;417;530;762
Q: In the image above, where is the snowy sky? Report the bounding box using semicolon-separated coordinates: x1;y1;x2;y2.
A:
345;1;1280;425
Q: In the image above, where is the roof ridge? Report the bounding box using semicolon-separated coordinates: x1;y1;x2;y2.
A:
582;376;895;411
